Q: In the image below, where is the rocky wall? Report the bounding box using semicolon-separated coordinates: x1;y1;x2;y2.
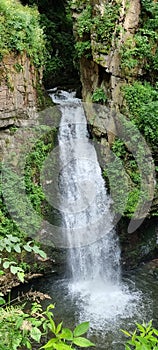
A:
71;0;158;267
0;53;41;159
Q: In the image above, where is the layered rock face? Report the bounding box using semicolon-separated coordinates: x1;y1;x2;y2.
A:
71;0;158;266
0;53;41;158
72;0;141;109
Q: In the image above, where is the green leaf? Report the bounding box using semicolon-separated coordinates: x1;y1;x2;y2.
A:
73;322;90;337
14;244;21;253
41;338;58;349
37;249;47;259
125;345;131;350
52;343;72;350
60;328;73;340
16;316;24;329
121;329;131;337
46;304;55;313
56;322;63;334
23;244;32;252
136;323;145;333
73;337;95;347
30;327;42;342
153;328;158;336
10;265;18;275
8;235;19;243
17;271;25;283
3;261;10;269
26;340;32;349
6;245;11;252
32;246;47;259
0;297;5;305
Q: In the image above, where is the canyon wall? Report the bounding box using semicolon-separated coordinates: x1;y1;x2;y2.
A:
0;53;44;159
71;0;158;266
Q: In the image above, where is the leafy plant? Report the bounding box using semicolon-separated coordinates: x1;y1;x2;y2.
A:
0;130;56;284
122;82;158;147
121;320;158;349
0;301;95;350
76;5;92;38
93;1;121;50
0;234;47;282
75;41;91;58
0;0;46;67
0;302;44;349
92;88;107;103
21;0;79;88
41;304;95;349
112;139;126;158
120;0;158;79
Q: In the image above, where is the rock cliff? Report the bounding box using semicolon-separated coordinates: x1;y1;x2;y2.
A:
71;0;158;266
0;53;43;159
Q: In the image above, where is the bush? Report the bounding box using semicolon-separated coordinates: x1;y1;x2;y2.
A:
122;320;158;349
122;82;158;148
0;301;95;350
0;0;46;67
120;0;158;79
92;88;107;103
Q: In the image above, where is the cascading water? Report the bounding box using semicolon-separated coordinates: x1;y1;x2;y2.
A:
50;89;143;327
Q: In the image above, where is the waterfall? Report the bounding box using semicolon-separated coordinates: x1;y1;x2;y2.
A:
51;89;121;284
49;89;141;325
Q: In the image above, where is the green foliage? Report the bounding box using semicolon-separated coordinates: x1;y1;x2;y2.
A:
103;156;132;216
111;139;126;158
21;0;79;88
25;130;56;214
0;302;44;349
75;41;91;58
0;131;55;282
75;1;121;58
120;0;158;79
105;124;154;217
93;1;121;51
92;88;107;103
0;301;95;350
42;305;95;349
0;0;46;67
122;320;158;349
76;5;92;38
122;82;158;148
0;233;47;282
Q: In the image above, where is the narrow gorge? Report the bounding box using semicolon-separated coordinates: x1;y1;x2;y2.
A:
0;0;158;350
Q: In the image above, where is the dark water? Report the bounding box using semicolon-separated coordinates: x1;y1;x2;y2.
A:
30;266;158;350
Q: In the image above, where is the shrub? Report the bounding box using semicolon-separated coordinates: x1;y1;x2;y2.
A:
0;0;46;67
122;320;158;349
122;82;158;147
92;88;107;103
0;301;95;350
